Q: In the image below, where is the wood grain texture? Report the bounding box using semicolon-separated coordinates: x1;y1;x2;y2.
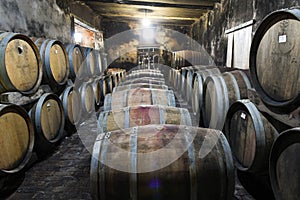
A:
49;44;68;83
0;112;29;170
90;124;235;200
40;99;63;141
5;39;39;91
256;19;300;101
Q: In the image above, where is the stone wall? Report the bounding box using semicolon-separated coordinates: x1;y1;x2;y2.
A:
190;0;300;67
0;0;101;44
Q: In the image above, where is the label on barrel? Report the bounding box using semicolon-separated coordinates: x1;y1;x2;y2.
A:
241;112;246;120
279;35;287;43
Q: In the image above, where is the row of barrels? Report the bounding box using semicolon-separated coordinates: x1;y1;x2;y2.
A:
0;68;126;176
90;67;235;200
0;31;108;96
169;62;299;199
168;8;300;198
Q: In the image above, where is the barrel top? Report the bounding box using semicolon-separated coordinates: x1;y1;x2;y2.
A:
4;35;41;92
249;8;300;111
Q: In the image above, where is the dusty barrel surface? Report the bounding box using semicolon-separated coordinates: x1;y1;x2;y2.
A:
32;38;69;89
90;124;235;200
60;85;82;128
126;71;164;80
186;66;220;103
82;47;97;78
78;82;95;115
269;128;300;200
249;8;300;113
113;83;168;92
103;88;176;111
0;104;34;175
98;105;192;132
29;93;64;153
0;32;42;95
224;100;278;173
119;77;165;86
191;67;223;114
65;43;84;81
202;70;251;130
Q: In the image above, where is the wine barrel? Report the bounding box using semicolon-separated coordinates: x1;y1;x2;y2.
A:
60;85;82;128
249;8;300;113
103;88;176;111
113;83;168;92
269;128;300;200
104;75;113;94
94;50;102;76
126;72;164;80
224;100;278;173
82;47;96;78
90;124;235;200
202;70;252;130
186;66;220;103
91;79;102;107
29;93;64;153
191;67;224;115
65;44;84;81
0;32;42;95
130;69;161;74
32;38;69;89
0;104;34;175
79;82;95;115
98;105;192;132
119;77;165;86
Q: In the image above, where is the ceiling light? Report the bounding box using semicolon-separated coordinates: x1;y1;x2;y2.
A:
74;32;82;43
142;18;151;27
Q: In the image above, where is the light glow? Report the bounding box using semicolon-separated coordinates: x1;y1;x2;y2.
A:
74;32;82;43
142;18;151;27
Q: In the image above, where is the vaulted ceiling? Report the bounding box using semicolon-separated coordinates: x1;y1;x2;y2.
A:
78;0;220;26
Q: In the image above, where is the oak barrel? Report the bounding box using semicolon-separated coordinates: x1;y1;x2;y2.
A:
186;66;220;103
65;44;84;81
191;67;223;114
249;8;300;113
0;104;34;174
224;100;278;173
82;47;97;78
269;128;300;200
103;88;176;111
32;38;69;89
119;77;165;86
202;70;252;130
79;82;95;115
94;50;102;76
98;105;192;132
113;83;168;92
60;85;82;128
104;75;113;94
126;71;164;80
90;124;234;200
130;69;161;74
0;32;42;95
29;93;64;153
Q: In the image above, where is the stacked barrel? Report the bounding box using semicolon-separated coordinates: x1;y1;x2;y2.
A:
90;67;235;200
168;8;300;199
0;31;127;181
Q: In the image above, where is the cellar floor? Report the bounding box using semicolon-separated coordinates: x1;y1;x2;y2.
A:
2;87;256;200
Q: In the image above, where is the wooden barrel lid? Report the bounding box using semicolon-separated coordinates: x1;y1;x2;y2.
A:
0;112;29;170
250;8;300;112
225;100;278;172
72;46;83;75
0;104;33;172
256;19;300;101
40;99;63;141
67;89;81;124
270;128;300;200
49;43;68;83
5;38;39;92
